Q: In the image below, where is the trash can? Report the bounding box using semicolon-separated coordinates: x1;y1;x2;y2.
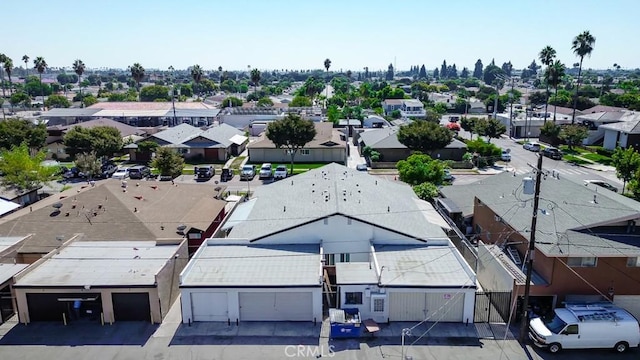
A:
329;308;363;338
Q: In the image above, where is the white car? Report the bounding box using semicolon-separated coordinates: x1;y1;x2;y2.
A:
112;168;129;180
259;163;273;179
274;165;288;179
523;141;541;152
501;150;511;162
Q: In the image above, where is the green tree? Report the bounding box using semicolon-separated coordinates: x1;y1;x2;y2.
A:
257;97;273;107
290;95;312;107
266;114;317;175
473;59;483;79
396;153;445;185
10;92;31;109
73;59;86;106
0;54;8;98
483;63;505;86
0;144;57;191
140;85;170;102
571;30;596;123
63;126;123;158
539;46;556;123
0;118;46;152
413;182;439;201
191;64;203;98
130;62;145;93
44;94;71;108
3;57;13;100
397;120;453;153
151;147;184;179
327;104;340;124
460;117;477;139
33;56;48;106
612;147;640;194
74;152;101;180
540;121;561;138
475;118;506;143
250;68;261;98
559;124;588;149
83;94;98;107
221;96;243;107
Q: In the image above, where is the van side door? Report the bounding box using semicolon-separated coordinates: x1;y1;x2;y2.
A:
560;324;581;349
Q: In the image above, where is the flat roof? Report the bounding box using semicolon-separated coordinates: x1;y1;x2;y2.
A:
180;242;321;287
375;245;476;288
14;241;179;287
335;262;378;285
0;263;28;284
0;236;27;254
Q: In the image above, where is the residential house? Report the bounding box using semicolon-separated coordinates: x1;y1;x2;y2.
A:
381;99;404;116
12;240;187;324
0;187;40;207
357;127;467;162
439;171;640;319
600;114;640;150
581;105;627;114
577;111;634;145
382;99;426;118
0;180;228;263
180;164;476;324
247;122;346;164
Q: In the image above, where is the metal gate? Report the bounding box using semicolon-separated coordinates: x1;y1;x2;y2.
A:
474;291;512;323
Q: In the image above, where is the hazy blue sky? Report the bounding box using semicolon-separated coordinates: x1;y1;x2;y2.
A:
4;0;638;72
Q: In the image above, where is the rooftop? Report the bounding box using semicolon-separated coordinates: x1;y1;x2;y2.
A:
51;118;146;138
335;262;378;285
180;241;321;287
248;122;343;149
14;241;180;287
0;236;28;255
0;263;28;284
88;102;216;111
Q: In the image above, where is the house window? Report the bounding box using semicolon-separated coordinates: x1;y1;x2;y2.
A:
324;254;335;266
300;149;310;156
345;292;363;305
567;257;597;267
627;257;640;267
188;232;202;240
339;253;350;263
373;298;385;312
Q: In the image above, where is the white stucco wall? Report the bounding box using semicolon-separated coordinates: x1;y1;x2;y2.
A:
602;129;618;150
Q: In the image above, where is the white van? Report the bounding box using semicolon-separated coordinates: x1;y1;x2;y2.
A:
529;303;640;353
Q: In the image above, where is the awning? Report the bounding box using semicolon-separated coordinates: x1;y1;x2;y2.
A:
413;198;452;231
229;134;248;146
0;199;20;217
220;198;257;231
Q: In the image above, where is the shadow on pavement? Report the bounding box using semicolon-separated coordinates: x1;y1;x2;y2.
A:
0;321;157;346
168;322;320;346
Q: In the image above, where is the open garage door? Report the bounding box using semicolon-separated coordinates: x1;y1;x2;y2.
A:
239;292;312;321
112;293;150;321
26;293;101;322
389;292;465;322
191;292;228;322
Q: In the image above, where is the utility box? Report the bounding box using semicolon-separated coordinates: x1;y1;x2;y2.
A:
329;308;363;338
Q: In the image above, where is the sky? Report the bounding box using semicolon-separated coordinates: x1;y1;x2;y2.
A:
3;0;639;72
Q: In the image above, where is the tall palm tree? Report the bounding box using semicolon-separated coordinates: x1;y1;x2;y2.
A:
33;56;48;107
538;46;556;123
22;55;29;78
324;58;331;108
546;60;566;123
571;30;596;124
250;68;261;99
73;59;86;107
130;62;145;94
3;58;13;97
190;64;203;99
0;54;6;98
217;66;223;88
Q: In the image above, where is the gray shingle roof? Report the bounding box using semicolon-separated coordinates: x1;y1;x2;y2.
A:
228;163;449;241
151;123;202;145
198;123;245;147
359;127;466;150
41;108;100;117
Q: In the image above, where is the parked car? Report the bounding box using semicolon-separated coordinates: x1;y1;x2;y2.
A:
62;167;86;180
240;164;256;180
112;168;130;180
523;141;541;152
128;165;150;179
259;163;273;179
446;122;461;131
274;165;288;179
195;165;214;181
443;169;454;182
584;180;618;192
542;147;563;160
99;162;118;178
356;163;368;171
501;150;511;162
220;167;234;182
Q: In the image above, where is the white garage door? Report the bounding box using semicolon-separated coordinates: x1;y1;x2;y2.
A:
191;292;228;322
614;295;640;320
389;292;465;322
239;292;312;321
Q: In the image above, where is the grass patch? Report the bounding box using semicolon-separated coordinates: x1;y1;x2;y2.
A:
229;156;246;170
60;185;72;192
558;145;586;155
581;153;613;165
182;169;194;175
563;154;589;165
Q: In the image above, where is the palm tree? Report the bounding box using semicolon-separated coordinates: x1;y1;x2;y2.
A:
33;56;48;107
218;66;223;88
130;62;145;94
250;68;261;99
323;58;331;108
0;54;6;98
190;64;203;99
73;59;86;107
3;58;13;97
538;46;556;123
571;30;596;124
22;55;29;78
546;60;566;123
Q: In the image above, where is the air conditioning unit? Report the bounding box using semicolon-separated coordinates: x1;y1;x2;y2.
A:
494;215;502;223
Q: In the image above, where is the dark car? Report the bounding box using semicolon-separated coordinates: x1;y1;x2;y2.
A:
128;165;151;179
99;162;118;178
542;147;563;160
62;167;86;179
220;167;234;182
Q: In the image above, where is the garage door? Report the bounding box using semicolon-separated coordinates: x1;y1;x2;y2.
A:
26;293;100;322
614;295;640;320
389;292;465;322
112;293;150;321
239;292;312;321
191;292;228;322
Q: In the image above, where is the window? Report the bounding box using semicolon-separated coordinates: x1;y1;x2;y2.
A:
345;292;363;305
567;257;597;267
373;298;385;312
188;232;202;240
300;149;310;156
324;254;335;266
339;253;350;263
627;257;640;267
562;324;579;335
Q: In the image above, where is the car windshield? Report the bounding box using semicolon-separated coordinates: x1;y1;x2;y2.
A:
544;314;567;334
276;166;286;171
242;166;253;171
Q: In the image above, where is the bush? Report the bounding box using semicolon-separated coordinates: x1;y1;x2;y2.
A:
413;182;439;201
465;138;501;158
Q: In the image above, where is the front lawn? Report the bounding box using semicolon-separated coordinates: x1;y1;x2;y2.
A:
229;156;246;170
563;154;589;165
581;153;613;165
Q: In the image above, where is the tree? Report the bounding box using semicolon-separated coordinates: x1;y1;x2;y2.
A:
528;91;548;105
460;117;477;139
83;94;98;107
440;60;448;79
540;121;561;138
0;118;46;151
140;85;170;102
386;63;394;81
250;68;261;99
483;63;505;86
327;104;340;124
74;152;101;180
44;94;71;108
419;65;427;79
266;114;316;175
0;144;57;191
539;46;556;123
290;95;312;107
151;147;184;179
475;118;506;143
413;182;440;201
612;147;640;194
221;96;243;107
460;67;469;79
9;92;30;109
257;97;273;107
546;60;566;122
473;59;483;79
191;64;203;98
22;55;29;79
0;54;6;98
323;58;331;105
63;126;123;158
559;124;588;149
571;30;596;123
3;57;13;99
433;68;439;80
397;120;453;153
33;56;47;106
73;59;85;107
501;61;513;76
396;153;445;185
130;63;145;93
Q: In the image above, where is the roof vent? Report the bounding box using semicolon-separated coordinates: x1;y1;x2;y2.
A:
387;206;390;212
592;194;598;204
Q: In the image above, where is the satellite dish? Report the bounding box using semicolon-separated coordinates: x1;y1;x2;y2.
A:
52;203;63;209
176;224;187;232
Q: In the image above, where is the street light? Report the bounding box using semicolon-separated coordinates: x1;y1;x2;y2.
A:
169;66;178;127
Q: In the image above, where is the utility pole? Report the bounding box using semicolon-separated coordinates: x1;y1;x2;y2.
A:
519;152;544;342
508;77;515;138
